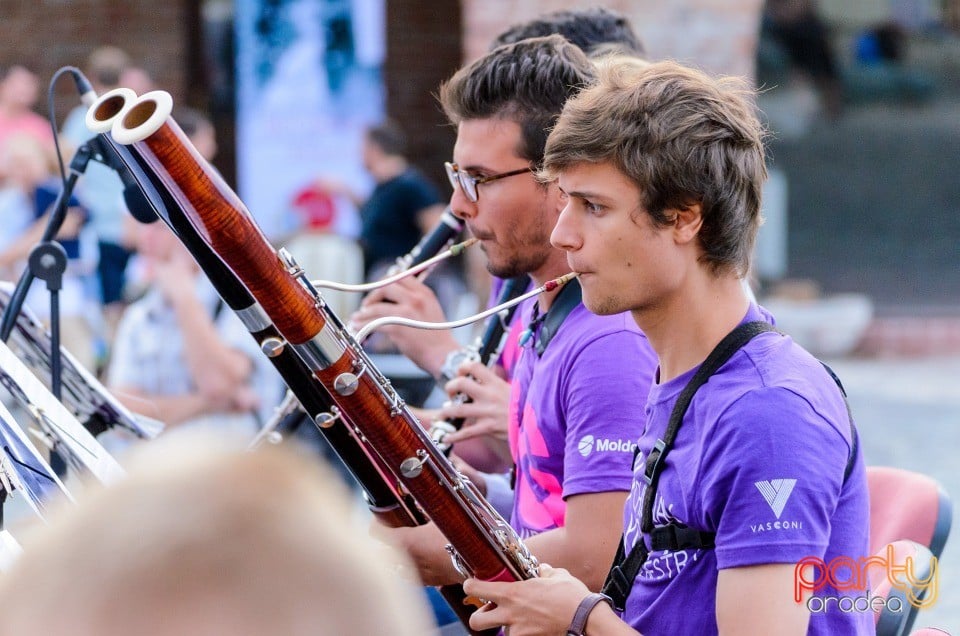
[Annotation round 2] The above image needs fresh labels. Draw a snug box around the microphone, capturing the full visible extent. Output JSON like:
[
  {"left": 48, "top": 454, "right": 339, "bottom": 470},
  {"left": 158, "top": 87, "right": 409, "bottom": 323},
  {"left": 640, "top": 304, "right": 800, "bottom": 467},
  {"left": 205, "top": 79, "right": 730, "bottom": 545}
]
[
  {"left": 85, "top": 135, "right": 159, "bottom": 224},
  {"left": 68, "top": 67, "right": 97, "bottom": 107}
]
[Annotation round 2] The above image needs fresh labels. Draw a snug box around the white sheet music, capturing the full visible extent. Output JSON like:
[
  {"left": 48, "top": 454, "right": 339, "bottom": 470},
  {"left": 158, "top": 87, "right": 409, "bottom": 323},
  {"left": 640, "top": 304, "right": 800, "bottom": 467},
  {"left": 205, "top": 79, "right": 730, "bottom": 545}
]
[{"left": 0, "top": 341, "right": 125, "bottom": 485}]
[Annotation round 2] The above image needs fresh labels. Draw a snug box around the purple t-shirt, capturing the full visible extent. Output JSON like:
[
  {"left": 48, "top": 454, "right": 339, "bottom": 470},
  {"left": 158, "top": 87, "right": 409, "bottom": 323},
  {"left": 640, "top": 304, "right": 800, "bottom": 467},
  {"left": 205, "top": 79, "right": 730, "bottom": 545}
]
[
  {"left": 620, "top": 304, "right": 871, "bottom": 634},
  {"left": 508, "top": 299, "right": 657, "bottom": 538}
]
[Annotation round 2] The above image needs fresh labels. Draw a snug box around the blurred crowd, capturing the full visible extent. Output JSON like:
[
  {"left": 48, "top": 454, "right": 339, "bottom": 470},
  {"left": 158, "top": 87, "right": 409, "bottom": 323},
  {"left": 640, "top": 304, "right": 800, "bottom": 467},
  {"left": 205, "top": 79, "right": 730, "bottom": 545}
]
[
  {"left": 0, "top": 45, "right": 478, "bottom": 445},
  {"left": 0, "top": 3, "right": 956, "bottom": 634}
]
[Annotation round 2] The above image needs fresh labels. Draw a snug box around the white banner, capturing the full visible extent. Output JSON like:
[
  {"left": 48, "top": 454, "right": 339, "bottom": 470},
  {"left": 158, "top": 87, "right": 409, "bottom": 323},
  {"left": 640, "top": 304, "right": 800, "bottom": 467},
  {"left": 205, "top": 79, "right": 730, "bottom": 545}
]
[{"left": 235, "top": 0, "right": 385, "bottom": 242}]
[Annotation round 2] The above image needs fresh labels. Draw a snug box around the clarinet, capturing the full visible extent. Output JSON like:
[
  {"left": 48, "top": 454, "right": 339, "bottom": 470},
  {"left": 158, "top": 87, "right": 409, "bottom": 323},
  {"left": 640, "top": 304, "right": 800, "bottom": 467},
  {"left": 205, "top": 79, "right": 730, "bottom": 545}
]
[
  {"left": 429, "top": 274, "right": 530, "bottom": 452},
  {"left": 392, "top": 207, "right": 464, "bottom": 272},
  {"left": 104, "top": 89, "right": 541, "bottom": 595},
  {"left": 88, "top": 89, "right": 509, "bottom": 634}
]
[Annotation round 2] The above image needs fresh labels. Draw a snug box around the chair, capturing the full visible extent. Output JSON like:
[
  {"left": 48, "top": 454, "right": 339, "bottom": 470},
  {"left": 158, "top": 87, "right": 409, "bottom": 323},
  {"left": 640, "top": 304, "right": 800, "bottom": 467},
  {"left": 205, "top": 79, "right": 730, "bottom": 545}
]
[
  {"left": 868, "top": 540, "right": 937, "bottom": 636},
  {"left": 283, "top": 232, "right": 364, "bottom": 319},
  {"left": 868, "top": 467, "right": 952, "bottom": 560},
  {"left": 867, "top": 467, "right": 953, "bottom": 636}
]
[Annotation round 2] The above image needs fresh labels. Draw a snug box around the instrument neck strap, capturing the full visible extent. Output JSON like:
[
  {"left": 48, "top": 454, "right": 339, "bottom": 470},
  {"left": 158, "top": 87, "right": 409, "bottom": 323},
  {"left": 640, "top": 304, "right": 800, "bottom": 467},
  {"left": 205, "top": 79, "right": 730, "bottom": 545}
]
[
  {"left": 602, "top": 320, "right": 860, "bottom": 612},
  {"left": 519, "top": 277, "right": 582, "bottom": 357},
  {"left": 602, "top": 320, "right": 777, "bottom": 610}
]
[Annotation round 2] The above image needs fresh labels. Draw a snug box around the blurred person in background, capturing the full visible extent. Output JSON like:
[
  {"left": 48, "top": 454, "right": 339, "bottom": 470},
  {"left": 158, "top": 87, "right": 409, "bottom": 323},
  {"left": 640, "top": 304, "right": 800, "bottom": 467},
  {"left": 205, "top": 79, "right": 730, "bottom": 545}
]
[
  {"left": 0, "top": 64, "right": 53, "bottom": 160},
  {"left": 762, "top": 0, "right": 843, "bottom": 117},
  {"left": 118, "top": 64, "right": 156, "bottom": 96},
  {"left": 491, "top": 6, "right": 645, "bottom": 57},
  {"left": 61, "top": 47, "right": 145, "bottom": 348},
  {"left": 319, "top": 118, "right": 446, "bottom": 279},
  {"left": 0, "top": 133, "right": 96, "bottom": 370},
  {"left": 106, "top": 109, "right": 280, "bottom": 440},
  {"left": 0, "top": 432, "right": 435, "bottom": 636}
]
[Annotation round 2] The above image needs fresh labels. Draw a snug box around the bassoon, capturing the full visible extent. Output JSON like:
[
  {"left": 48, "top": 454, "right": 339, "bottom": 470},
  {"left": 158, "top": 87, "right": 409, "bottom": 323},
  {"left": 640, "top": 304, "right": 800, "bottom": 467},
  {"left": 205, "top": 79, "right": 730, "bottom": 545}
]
[
  {"left": 85, "top": 89, "right": 481, "bottom": 631},
  {"left": 84, "top": 90, "right": 411, "bottom": 516},
  {"left": 88, "top": 89, "right": 542, "bottom": 632}
]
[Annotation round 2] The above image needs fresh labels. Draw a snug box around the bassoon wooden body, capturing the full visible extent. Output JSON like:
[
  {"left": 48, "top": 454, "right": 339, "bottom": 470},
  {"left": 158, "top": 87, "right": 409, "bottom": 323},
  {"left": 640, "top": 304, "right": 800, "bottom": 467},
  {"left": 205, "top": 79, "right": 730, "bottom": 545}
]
[{"left": 88, "top": 89, "right": 539, "bottom": 633}]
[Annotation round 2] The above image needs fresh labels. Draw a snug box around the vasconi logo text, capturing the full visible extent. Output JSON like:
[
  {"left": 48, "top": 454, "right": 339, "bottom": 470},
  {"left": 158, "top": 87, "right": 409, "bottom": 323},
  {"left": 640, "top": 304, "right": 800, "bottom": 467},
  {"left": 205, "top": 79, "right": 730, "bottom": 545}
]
[{"left": 578, "top": 435, "right": 637, "bottom": 457}]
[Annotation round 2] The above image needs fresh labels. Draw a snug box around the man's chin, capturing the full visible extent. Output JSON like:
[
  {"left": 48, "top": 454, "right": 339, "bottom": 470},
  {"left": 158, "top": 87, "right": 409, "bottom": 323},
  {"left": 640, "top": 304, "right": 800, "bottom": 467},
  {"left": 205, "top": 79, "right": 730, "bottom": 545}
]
[
  {"left": 486, "top": 259, "right": 527, "bottom": 280},
  {"left": 582, "top": 292, "right": 623, "bottom": 316}
]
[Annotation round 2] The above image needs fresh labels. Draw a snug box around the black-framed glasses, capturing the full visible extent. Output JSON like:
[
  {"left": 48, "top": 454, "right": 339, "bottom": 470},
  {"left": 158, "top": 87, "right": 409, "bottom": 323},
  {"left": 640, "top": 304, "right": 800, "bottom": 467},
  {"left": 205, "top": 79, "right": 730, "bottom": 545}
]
[{"left": 444, "top": 162, "right": 533, "bottom": 203}]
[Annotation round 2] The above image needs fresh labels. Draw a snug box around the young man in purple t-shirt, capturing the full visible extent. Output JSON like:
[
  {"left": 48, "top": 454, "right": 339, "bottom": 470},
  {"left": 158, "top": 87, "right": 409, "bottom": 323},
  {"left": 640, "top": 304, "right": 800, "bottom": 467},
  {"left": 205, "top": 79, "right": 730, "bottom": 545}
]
[
  {"left": 463, "top": 61, "right": 872, "bottom": 635},
  {"left": 373, "top": 36, "right": 658, "bottom": 594}
]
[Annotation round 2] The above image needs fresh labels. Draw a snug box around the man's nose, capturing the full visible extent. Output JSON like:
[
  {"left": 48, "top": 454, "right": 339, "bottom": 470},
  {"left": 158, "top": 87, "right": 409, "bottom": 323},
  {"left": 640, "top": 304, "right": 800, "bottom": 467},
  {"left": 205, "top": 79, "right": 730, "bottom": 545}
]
[
  {"left": 550, "top": 204, "right": 581, "bottom": 252},
  {"left": 449, "top": 185, "right": 477, "bottom": 221}
]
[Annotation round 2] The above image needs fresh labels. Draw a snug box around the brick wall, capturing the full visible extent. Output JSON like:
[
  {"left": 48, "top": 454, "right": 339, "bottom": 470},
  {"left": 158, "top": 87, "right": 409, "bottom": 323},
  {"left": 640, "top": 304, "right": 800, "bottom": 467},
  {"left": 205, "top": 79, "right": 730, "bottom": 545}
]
[
  {"left": 461, "top": 0, "right": 765, "bottom": 80},
  {"left": 0, "top": 0, "right": 191, "bottom": 116},
  {"left": 384, "top": 1, "right": 462, "bottom": 190}
]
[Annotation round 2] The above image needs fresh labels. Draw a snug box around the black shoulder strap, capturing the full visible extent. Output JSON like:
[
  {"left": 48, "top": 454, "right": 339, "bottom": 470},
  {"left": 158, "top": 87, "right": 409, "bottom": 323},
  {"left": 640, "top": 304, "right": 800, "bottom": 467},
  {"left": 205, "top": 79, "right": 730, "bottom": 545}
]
[
  {"left": 602, "top": 321, "right": 776, "bottom": 610},
  {"left": 603, "top": 321, "right": 862, "bottom": 611},
  {"left": 534, "top": 278, "right": 582, "bottom": 357},
  {"left": 640, "top": 321, "right": 776, "bottom": 532},
  {"left": 820, "top": 361, "right": 859, "bottom": 483}
]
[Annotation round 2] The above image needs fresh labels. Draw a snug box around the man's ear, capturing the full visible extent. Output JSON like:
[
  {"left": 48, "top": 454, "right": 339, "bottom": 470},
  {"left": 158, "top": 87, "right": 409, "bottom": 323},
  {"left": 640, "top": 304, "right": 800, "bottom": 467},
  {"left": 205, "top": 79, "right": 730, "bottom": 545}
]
[{"left": 673, "top": 203, "right": 703, "bottom": 245}]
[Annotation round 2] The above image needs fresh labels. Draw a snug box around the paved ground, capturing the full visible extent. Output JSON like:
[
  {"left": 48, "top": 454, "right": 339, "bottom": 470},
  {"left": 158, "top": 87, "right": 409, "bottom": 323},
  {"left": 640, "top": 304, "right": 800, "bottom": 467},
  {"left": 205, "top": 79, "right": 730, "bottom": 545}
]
[{"left": 825, "top": 354, "right": 960, "bottom": 632}]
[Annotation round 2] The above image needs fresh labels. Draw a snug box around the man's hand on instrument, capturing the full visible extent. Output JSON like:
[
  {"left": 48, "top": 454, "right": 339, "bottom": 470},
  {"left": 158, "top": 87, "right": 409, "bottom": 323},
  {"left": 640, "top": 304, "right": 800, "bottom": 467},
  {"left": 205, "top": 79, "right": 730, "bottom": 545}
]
[
  {"left": 440, "top": 361, "right": 512, "bottom": 463},
  {"left": 370, "top": 521, "right": 462, "bottom": 586},
  {"left": 349, "top": 275, "right": 459, "bottom": 377},
  {"left": 464, "top": 564, "right": 601, "bottom": 636}
]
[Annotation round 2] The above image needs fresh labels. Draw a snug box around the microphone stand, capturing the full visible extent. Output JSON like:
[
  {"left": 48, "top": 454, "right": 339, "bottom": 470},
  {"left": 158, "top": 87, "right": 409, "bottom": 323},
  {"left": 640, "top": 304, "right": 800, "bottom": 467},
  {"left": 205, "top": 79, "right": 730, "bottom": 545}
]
[
  {"left": 27, "top": 242, "right": 68, "bottom": 400},
  {"left": 0, "top": 142, "right": 94, "bottom": 345},
  {"left": 0, "top": 143, "right": 96, "bottom": 476}
]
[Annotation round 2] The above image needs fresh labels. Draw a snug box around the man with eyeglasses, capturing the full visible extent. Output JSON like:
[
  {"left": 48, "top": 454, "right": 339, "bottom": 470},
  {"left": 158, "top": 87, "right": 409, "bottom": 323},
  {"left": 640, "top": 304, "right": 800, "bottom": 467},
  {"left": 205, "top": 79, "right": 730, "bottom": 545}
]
[
  {"left": 369, "top": 35, "right": 658, "bottom": 601},
  {"left": 443, "top": 162, "right": 533, "bottom": 203}
]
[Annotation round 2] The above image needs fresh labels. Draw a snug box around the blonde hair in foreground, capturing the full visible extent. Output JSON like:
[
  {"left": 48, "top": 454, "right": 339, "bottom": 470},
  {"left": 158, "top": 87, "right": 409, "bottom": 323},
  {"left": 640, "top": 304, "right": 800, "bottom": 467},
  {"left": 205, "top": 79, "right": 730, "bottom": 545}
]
[{"left": 0, "top": 432, "right": 434, "bottom": 636}]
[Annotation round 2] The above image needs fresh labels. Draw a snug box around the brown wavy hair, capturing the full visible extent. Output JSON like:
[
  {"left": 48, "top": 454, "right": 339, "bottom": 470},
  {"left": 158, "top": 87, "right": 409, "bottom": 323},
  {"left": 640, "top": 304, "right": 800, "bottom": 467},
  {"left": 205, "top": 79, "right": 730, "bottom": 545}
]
[
  {"left": 439, "top": 35, "right": 596, "bottom": 168},
  {"left": 542, "top": 60, "right": 767, "bottom": 276}
]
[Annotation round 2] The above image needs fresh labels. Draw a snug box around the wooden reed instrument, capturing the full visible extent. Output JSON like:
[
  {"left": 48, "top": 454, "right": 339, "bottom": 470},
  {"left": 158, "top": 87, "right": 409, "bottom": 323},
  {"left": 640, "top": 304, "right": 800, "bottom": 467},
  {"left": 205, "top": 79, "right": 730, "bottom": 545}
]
[{"left": 89, "top": 88, "right": 544, "bottom": 633}]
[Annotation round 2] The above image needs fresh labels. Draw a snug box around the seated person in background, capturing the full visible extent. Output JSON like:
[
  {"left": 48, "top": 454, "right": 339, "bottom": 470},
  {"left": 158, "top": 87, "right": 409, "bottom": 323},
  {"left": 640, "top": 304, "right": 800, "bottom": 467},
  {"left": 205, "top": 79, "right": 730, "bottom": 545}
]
[
  {"left": 0, "top": 133, "right": 96, "bottom": 370},
  {"left": 108, "top": 110, "right": 280, "bottom": 437},
  {"left": 107, "top": 219, "right": 280, "bottom": 436},
  {"left": 0, "top": 432, "right": 435, "bottom": 636}
]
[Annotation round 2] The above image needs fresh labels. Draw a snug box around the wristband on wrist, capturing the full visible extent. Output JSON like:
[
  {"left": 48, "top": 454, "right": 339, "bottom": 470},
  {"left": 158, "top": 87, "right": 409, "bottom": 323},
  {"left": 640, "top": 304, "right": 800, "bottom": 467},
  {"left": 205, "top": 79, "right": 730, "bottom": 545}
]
[{"left": 567, "top": 592, "right": 614, "bottom": 636}]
